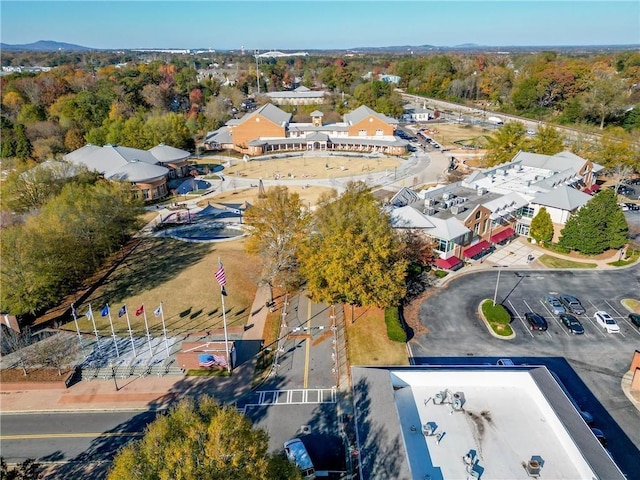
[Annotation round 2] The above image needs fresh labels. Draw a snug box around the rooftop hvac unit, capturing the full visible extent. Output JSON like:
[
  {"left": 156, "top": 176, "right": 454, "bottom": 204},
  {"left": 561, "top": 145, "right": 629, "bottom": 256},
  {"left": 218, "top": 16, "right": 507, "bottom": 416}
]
[
  {"left": 425, "top": 197, "right": 435, "bottom": 207},
  {"left": 477, "top": 187, "right": 487, "bottom": 196},
  {"left": 424, "top": 207, "right": 436, "bottom": 216},
  {"left": 422, "top": 422, "right": 437, "bottom": 436},
  {"left": 452, "top": 392, "right": 465, "bottom": 410},
  {"left": 451, "top": 206, "right": 465, "bottom": 215},
  {"left": 496, "top": 169, "right": 505, "bottom": 176},
  {"left": 443, "top": 192, "right": 454, "bottom": 201},
  {"left": 443, "top": 200, "right": 452, "bottom": 209},
  {"left": 433, "top": 391, "right": 446, "bottom": 405},
  {"left": 525, "top": 457, "right": 542, "bottom": 477}
]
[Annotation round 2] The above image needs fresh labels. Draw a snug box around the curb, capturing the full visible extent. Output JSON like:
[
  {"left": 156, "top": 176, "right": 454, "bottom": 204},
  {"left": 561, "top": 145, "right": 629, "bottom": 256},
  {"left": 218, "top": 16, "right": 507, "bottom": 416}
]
[{"left": 477, "top": 300, "right": 516, "bottom": 340}]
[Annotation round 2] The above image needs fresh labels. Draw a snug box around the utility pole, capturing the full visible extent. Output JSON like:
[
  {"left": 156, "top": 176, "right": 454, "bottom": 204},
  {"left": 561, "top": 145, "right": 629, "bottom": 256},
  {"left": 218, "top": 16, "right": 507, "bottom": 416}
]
[{"left": 255, "top": 50, "right": 260, "bottom": 95}]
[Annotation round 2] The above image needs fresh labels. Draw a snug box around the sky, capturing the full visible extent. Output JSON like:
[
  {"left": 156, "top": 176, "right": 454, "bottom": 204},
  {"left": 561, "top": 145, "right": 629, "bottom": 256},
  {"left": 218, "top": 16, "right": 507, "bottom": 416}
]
[{"left": 1, "top": 1, "right": 639, "bottom": 50}]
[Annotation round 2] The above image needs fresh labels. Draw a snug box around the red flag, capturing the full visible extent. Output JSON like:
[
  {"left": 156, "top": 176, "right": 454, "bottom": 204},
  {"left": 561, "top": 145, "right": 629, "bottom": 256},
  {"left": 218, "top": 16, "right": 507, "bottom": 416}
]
[{"left": 135, "top": 305, "right": 144, "bottom": 316}]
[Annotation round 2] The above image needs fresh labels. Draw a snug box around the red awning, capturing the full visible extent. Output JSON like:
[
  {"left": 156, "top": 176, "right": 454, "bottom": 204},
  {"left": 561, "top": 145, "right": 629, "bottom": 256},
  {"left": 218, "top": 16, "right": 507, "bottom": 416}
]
[
  {"left": 436, "top": 256, "right": 462, "bottom": 270},
  {"left": 463, "top": 240, "right": 492, "bottom": 258},
  {"left": 490, "top": 227, "right": 515, "bottom": 244},
  {"left": 591, "top": 183, "right": 601, "bottom": 191}
]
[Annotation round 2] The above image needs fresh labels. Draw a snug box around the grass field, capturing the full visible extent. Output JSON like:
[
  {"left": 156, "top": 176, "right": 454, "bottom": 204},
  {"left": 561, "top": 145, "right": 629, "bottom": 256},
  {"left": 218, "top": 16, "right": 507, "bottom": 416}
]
[
  {"left": 537, "top": 254, "right": 597, "bottom": 269},
  {"left": 346, "top": 306, "right": 409, "bottom": 366},
  {"left": 61, "top": 238, "right": 260, "bottom": 337}
]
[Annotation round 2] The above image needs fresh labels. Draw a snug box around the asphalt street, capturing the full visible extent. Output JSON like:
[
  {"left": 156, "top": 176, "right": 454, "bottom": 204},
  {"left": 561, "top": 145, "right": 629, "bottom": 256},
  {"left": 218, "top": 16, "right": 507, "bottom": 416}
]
[
  {"left": 0, "top": 410, "right": 158, "bottom": 476},
  {"left": 408, "top": 265, "right": 640, "bottom": 479}
]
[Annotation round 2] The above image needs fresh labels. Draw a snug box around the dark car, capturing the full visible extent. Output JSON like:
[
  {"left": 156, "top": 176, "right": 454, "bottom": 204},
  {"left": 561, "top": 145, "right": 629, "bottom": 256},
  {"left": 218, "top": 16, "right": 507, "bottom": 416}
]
[
  {"left": 559, "top": 294, "right": 586, "bottom": 315},
  {"left": 629, "top": 313, "right": 640, "bottom": 328},
  {"left": 591, "top": 428, "right": 608, "bottom": 448},
  {"left": 525, "top": 312, "right": 548, "bottom": 331},
  {"left": 559, "top": 313, "right": 584, "bottom": 334}
]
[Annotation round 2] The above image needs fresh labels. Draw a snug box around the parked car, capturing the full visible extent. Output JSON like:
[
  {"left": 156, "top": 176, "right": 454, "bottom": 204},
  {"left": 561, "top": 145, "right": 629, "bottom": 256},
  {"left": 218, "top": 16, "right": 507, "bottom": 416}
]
[
  {"left": 594, "top": 311, "right": 620, "bottom": 333},
  {"left": 284, "top": 438, "right": 316, "bottom": 479},
  {"left": 545, "top": 295, "right": 565, "bottom": 315},
  {"left": 591, "top": 428, "right": 608, "bottom": 448},
  {"left": 559, "top": 294, "right": 586, "bottom": 315},
  {"left": 628, "top": 313, "right": 640, "bottom": 328},
  {"left": 559, "top": 313, "right": 584, "bottom": 334},
  {"left": 525, "top": 312, "right": 548, "bottom": 331}
]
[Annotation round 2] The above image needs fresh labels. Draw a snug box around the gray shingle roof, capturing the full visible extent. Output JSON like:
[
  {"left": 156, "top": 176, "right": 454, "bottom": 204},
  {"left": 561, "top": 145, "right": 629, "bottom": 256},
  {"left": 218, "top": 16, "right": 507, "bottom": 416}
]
[
  {"left": 238, "top": 103, "right": 291, "bottom": 126},
  {"left": 344, "top": 105, "right": 398, "bottom": 125},
  {"left": 107, "top": 161, "right": 169, "bottom": 182},
  {"left": 149, "top": 144, "right": 190, "bottom": 163},
  {"left": 532, "top": 185, "right": 592, "bottom": 211}
]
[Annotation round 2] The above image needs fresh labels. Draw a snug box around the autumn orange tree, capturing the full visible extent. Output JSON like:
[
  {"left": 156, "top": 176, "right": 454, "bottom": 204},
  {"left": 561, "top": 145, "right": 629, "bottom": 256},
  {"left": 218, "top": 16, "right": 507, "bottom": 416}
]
[{"left": 298, "top": 182, "right": 408, "bottom": 307}]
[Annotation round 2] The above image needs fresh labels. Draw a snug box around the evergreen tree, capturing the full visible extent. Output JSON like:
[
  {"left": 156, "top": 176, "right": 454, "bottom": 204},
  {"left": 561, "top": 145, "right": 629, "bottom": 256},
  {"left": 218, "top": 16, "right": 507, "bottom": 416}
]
[
  {"left": 529, "top": 207, "right": 554, "bottom": 245},
  {"left": 559, "top": 189, "right": 628, "bottom": 255},
  {"left": 14, "top": 124, "right": 33, "bottom": 160}
]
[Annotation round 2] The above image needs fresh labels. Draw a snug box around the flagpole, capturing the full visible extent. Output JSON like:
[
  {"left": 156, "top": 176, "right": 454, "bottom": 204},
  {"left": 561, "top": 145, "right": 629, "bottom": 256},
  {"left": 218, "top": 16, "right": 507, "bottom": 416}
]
[
  {"left": 124, "top": 307, "right": 136, "bottom": 357},
  {"left": 89, "top": 304, "right": 101, "bottom": 351},
  {"left": 71, "top": 303, "right": 83, "bottom": 349},
  {"left": 107, "top": 304, "right": 120, "bottom": 358},
  {"left": 220, "top": 289, "right": 230, "bottom": 374},
  {"left": 159, "top": 303, "right": 169, "bottom": 356},
  {"left": 142, "top": 305, "right": 153, "bottom": 359},
  {"left": 216, "top": 257, "right": 231, "bottom": 374}
]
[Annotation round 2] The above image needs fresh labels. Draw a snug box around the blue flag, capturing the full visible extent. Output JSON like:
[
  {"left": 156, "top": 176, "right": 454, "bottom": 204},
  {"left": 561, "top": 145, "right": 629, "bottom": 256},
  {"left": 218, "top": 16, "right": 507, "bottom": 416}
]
[
  {"left": 101, "top": 305, "right": 110, "bottom": 317},
  {"left": 118, "top": 305, "right": 126, "bottom": 318}
]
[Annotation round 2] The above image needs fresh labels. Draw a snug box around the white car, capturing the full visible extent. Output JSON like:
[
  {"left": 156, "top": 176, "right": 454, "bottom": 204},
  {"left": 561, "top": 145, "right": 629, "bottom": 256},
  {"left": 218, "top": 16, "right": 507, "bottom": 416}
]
[{"left": 594, "top": 311, "right": 620, "bottom": 333}]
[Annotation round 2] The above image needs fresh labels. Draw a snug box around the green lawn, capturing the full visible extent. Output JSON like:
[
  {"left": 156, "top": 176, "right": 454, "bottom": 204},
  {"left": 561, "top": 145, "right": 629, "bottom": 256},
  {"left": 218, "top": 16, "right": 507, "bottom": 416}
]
[
  {"left": 537, "top": 254, "right": 597, "bottom": 269},
  {"left": 480, "top": 300, "right": 514, "bottom": 337}
]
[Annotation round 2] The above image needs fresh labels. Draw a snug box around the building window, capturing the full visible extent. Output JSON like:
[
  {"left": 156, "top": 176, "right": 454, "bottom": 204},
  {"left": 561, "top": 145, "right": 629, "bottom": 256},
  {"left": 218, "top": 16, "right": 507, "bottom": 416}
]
[
  {"left": 435, "top": 238, "right": 453, "bottom": 253},
  {"left": 358, "top": 129, "right": 367, "bottom": 136},
  {"left": 518, "top": 206, "right": 535, "bottom": 218},
  {"left": 474, "top": 223, "right": 480, "bottom": 234},
  {"left": 475, "top": 211, "right": 481, "bottom": 220},
  {"left": 375, "top": 129, "right": 383, "bottom": 136},
  {"left": 482, "top": 219, "right": 488, "bottom": 233},
  {"left": 142, "top": 189, "right": 150, "bottom": 199}
]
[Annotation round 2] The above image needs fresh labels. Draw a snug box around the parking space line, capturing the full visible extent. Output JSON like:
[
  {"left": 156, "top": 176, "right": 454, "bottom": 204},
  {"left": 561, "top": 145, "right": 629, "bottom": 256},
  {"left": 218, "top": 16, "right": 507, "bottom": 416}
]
[
  {"left": 522, "top": 299, "right": 552, "bottom": 337},
  {"left": 538, "top": 300, "right": 569, "bottom": 337},
  {"left": 603, "top": 300, "right": 625, "bottom": 318},
  {"left": 508, "top": 300, "right": 533, "bottom": 337}
]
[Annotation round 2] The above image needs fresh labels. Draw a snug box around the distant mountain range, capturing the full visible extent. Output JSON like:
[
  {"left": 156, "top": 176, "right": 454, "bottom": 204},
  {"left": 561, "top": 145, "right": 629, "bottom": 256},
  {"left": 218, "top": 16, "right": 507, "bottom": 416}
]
[
  {"left": 1, "top": 40, "right": 637, "bottom": 54},
  {"left": 0, "top": 40, "right": 95, "bottom": 52}
]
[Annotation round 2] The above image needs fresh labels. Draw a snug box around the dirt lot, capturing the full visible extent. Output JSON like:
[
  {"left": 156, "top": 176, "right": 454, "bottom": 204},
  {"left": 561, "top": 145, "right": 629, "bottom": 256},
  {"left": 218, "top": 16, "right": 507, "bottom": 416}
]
[{"left": 196, "top": 154, "right": 401, "bottom": 181}]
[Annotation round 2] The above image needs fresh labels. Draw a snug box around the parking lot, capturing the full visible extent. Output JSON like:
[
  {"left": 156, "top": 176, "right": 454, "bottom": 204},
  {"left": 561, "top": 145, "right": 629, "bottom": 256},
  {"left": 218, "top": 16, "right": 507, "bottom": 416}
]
[
  {"left": 408, "top": 266, "right": 640, "bottom": 479},
  {"left": 504, "top": 295, "right": 640, "bottom": 341}
]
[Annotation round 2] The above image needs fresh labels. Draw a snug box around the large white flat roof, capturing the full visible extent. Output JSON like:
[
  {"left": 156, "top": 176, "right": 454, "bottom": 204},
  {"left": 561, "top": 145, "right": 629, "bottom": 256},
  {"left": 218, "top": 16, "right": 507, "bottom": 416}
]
[
  {"left": 392, "top": 370, "right": 594, "bottom": 479},
  {"left": 352, "top": 366, "right": 624, "bottom": 480}
]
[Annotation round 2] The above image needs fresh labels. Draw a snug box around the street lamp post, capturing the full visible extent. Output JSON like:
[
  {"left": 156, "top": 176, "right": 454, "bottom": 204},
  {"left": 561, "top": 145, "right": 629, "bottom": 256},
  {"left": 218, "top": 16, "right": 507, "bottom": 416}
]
[{"left": 493, "top": 265, "right": 508, "bottom": 306}]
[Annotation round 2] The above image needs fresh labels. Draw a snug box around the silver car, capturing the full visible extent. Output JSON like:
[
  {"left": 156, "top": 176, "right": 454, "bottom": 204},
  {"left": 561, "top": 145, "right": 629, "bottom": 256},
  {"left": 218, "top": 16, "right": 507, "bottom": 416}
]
[{"left": 545, "top": 295, "right": 565, "bottom": 315}]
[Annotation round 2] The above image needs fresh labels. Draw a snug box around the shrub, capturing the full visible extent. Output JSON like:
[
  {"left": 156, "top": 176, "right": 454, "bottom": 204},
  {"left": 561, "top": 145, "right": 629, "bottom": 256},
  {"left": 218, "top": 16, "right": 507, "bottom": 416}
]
[
  {"left": 434, "top": 270, "right": 449, "bottom": 278},
  {"left": 385, "top": 306, "right": 407, "bottom": 342}
]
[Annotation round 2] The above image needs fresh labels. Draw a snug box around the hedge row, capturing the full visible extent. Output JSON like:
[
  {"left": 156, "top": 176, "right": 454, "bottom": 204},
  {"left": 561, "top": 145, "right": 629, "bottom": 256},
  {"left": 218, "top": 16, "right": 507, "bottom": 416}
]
[{"left": 385, "top": 307, "right": 407, "bottom": 342}]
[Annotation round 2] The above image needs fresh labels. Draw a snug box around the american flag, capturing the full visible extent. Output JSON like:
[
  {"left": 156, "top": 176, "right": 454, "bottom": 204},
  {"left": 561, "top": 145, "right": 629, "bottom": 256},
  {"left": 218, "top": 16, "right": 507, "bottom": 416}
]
[
  {"left": 215, "top": 261, "right": 226, "bottom": 287},
  {"left": 198, "top": 354, "right": 228, "bottom": 368}
]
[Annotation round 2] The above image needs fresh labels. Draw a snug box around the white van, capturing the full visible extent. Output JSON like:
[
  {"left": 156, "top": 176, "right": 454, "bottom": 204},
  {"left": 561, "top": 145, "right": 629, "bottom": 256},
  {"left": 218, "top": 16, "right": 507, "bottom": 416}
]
[{"left": 284, "top": 438, "right": 316, "bottom": 479}]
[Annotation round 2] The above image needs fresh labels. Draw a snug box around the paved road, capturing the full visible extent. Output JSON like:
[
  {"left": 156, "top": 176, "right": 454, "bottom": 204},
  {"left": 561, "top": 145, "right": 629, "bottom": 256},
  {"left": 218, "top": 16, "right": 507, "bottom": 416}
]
[
  {"left": 0, "top": 410, "right": 158, "bottom": 475},
  {"left": 408, "top": 264, "right": 640, "bottom": 479}
]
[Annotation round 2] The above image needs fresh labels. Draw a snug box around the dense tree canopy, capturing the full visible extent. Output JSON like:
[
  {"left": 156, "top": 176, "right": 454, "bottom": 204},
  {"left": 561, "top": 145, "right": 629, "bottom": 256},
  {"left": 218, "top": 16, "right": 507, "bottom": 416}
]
[
  {"left": 298, "top": 182, "right": 408, "bottom": 307},
  {"left": 108, "top": 396, "right": 300, "bottom": 480},
  {"left": 244, "top": 186, "right": 310, "bottom": 292},
  {"left": 0, "top": 180, "right": 144, "bottom": 315},
  {"left": 559, "top": 189, "right": 628, "bottom": 255}
]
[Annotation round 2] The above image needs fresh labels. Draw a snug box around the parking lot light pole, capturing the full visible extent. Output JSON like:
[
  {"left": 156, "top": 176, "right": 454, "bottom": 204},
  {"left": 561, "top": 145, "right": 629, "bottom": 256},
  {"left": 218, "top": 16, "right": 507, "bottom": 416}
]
[{"left": 493, "top": 265, "right": 509, "bottom": 306}]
